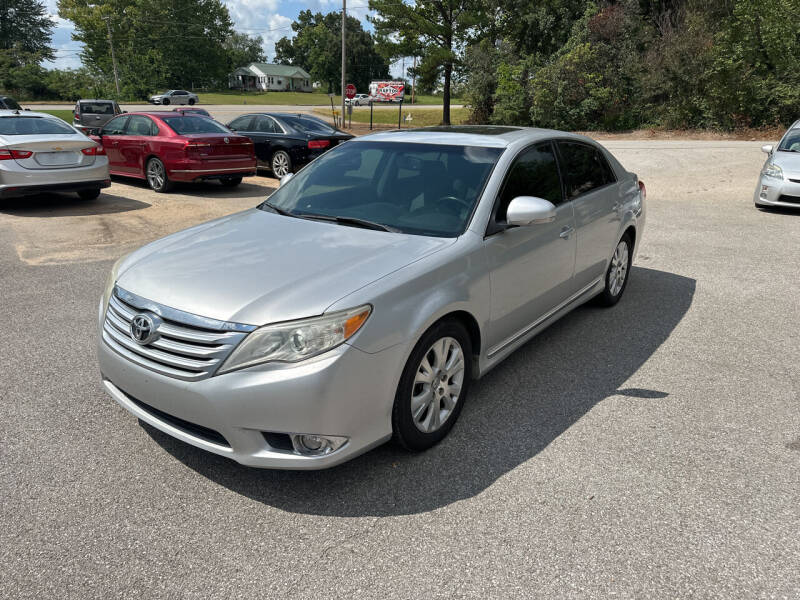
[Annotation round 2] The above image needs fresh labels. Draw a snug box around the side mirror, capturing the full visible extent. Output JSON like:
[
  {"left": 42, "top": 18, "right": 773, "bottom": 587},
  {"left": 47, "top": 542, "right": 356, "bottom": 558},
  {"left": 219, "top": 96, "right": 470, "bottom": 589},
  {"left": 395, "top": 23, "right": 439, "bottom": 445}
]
[
  {"left": 279, "top": 173, "right": 294, "bottom": 187},
  {"left": 761, "top": 144, "right": 774, "bottom": 154},
  {"left": 506, "top": 196, "right": 557, "bottom": 227}
]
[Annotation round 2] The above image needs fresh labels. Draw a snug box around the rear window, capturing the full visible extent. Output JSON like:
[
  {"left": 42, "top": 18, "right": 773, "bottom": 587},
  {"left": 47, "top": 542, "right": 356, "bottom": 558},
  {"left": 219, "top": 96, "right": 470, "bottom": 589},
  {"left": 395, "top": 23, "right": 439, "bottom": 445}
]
[
  {"left": 0, "top": 116, "right": 75, "bottom": 136},
  {"left": 80, "top": 102, "right": 115, "bottom": 115},
  {"left": 2, "top": 97, "right": 22, "bottom": 110},
  {"left": 161, "top": 116, "right": 230, "bottom": 135},
  {"left": 282, "top": 115, "right": 336, "bottom": 134}
]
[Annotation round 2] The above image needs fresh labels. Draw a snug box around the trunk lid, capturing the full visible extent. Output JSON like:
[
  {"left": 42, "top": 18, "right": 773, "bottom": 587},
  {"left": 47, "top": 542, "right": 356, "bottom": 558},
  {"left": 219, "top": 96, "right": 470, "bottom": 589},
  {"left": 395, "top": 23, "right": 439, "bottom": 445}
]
[
  {"left": 184, "top": 134, "right": 253, "bottom": 160},
  {"left": 5, "top": 137, "right": 97, "bottom": 170}
]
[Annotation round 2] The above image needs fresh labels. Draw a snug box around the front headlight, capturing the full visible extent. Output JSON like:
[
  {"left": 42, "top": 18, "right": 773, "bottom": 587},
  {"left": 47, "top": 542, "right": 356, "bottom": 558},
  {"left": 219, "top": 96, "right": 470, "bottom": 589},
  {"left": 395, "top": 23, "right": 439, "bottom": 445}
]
[
  {"left": 762, "top": 162, "right": 784, "bottom": 179},
  {"left": 217, "top": 305, "right": 372, "bottom": 374},
  {"left": 102, "top": 255, "right": 127, "bottom": 310}
]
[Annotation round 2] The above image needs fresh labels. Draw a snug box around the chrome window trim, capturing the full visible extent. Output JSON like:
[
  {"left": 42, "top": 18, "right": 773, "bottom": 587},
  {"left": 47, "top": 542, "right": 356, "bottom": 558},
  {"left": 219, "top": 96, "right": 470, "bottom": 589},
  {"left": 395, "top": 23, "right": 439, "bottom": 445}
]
[{"left": 114, "top": 285, "right": 257, "bottom": 332}]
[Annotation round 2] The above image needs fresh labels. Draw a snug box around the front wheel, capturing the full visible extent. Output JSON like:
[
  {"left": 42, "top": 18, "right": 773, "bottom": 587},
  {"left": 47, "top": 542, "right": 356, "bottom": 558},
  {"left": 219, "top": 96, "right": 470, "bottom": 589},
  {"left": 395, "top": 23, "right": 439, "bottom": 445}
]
[
  {"left": 392, "top": 320, "right": 472, "bottom": 451},
  {"left": 271, "top": 150, "right": 292, "bottom": 178},
  {"left": 596, "top": 233, "right": 633, "bottom": 306},
  {"left": 162, "top": 98, "right": 170, "bottom": 106},
  {"left": 146, "top": 157, "right": 172, "bottom": 193},
  {"left": 77, "top": 188, "right": 101, "bottom": 200},
  {"left": 220, "top": 175, "right": 242, "bottom": 187}
]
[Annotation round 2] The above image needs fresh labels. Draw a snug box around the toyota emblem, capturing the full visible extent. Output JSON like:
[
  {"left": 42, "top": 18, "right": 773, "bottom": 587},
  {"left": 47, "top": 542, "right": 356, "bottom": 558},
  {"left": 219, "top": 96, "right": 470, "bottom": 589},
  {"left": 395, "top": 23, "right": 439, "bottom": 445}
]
[{"left": 130, "top": 313, "right": 161, "bottom": 345}]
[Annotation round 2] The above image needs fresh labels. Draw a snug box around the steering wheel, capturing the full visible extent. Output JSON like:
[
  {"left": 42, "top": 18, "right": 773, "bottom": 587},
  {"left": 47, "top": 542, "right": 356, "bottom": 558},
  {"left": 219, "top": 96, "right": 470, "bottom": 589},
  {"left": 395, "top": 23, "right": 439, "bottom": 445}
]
[{"left": 433, "top": 195, "right": 471, "bottom": 216}]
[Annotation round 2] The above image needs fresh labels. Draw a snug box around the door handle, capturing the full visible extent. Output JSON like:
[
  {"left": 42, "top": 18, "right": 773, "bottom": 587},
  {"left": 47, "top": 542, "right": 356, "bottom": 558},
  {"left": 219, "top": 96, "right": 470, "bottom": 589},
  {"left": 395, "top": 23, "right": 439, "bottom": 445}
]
[{"left": 559, "top": 226, "right": 575, "bottom": 239}]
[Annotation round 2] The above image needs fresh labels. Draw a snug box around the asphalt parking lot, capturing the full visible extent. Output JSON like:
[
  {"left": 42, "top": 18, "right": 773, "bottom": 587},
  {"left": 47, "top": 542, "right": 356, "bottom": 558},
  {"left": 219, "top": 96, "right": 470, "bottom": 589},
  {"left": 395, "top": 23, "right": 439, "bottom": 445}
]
[{"left": 1, "top": 141, "right": 799, "bottom": 599}]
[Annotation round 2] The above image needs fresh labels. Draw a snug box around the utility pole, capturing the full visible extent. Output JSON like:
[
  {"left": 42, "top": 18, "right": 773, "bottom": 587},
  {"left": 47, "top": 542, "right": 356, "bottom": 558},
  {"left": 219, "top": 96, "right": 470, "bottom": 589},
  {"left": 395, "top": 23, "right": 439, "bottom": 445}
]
[
  {"left": 341, "top": 0, "right": 346, "bottom": 128},
  {"left": 412, "top": 56, "right": 416, "bottom": 104},
  {"left": 104, "top": 16, "right": 121, "bottom": 97}
]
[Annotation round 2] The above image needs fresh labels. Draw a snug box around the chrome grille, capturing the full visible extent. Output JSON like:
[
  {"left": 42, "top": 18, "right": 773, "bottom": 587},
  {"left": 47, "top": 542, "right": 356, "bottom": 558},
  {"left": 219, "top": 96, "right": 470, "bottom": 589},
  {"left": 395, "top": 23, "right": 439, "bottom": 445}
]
[{"left": 102, "top": 287, "right": 255, "bottom": 381}]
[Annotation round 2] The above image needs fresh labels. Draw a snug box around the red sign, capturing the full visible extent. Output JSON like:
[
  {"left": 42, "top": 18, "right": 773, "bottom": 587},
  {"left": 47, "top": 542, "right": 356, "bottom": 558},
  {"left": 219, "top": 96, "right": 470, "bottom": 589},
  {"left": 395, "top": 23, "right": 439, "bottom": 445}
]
[
  {"left": 345, "top": 84, "right": 357, "bottom": 99},
  {"left": 369, "top": 81, "right": 405, "bottom": 102}
]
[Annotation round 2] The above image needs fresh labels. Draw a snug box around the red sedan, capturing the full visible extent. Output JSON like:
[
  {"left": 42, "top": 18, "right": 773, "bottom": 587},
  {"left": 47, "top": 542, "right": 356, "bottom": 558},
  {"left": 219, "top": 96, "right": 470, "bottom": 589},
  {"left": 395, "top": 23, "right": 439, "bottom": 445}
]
[{"left": 92, "top": 112, "right": 256, "bottom": 192}]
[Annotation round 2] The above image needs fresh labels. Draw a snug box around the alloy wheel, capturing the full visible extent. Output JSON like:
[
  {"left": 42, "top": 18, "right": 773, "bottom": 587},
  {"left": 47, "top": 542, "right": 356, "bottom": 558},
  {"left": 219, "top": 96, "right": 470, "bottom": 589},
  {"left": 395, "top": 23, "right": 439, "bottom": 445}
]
[
  {"left": 609, "top": 240, "right": 629, "bottom": 296},
  {"left": 411, "top": 337, "right": 465, "bottom": 433},
  {"left": 272, "top": 152, "right": 290, "bottom": 178},
  {"left": 147, "top": 160, "right": 165, "bottom": 190}
]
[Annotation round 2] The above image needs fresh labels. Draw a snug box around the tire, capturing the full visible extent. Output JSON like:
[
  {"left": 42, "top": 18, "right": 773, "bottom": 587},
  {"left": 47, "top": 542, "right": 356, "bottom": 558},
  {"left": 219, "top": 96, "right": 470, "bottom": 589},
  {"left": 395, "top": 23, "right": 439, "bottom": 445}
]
[
  {"left": 271, "top": 150, "right": 292, "bottom": 178},
  {"left": 188, "top": 98, "right": 195, "bottom": 105},
  {"left": 162, "top": 98, "right": 170, "bottom": 106},
  {"left": 392, "top": 320, "right": 472, "bottom": 451},
  {"left": 220, "top": 175, "right": 242, "bottom": 187},
  {"left": 77, "top": 188, "right": 101, "bottom": 200},
  {"left": 596, "top": 233, "right": 633, "bottom": 307},
  {"left": 146, "top": 157, "right": 172, "bottom": 193}
]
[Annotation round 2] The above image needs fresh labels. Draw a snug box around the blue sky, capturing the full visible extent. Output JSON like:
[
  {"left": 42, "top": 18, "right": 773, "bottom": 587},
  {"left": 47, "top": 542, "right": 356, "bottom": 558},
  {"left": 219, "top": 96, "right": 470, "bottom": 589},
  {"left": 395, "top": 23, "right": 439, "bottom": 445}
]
[{"left": 43, "top": 0, "right": 404, "bottom": 77}]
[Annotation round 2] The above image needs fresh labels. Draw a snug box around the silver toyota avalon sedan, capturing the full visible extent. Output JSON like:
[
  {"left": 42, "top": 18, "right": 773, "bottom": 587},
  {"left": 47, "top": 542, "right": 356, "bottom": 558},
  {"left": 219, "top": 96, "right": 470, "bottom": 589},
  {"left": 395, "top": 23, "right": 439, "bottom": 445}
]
[
  {"left": 755, "top": 120, "right": 800, "bottom": 209},
  {"left": 0, "top": 110, "right": 110, "bottom": 200},
  {"left": 98, "top": 126, "right": 646, "bottom": 469}
]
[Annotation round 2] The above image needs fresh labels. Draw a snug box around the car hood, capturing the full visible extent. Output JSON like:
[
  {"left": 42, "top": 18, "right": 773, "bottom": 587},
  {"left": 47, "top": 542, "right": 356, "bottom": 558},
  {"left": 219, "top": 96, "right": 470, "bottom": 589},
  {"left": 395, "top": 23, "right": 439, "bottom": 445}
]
[
  {"left": 116, "top": 208, "right": 455, "bottom": 326},
  {"left": 773, "top": 151, "right": 800, "bottom": 176}
]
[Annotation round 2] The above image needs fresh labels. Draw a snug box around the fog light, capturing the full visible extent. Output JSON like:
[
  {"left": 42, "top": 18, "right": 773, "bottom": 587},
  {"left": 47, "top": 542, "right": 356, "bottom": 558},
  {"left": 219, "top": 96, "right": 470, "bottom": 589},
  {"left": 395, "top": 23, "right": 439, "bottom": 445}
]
[
  {"left": 291, "top": 434, "right": 348, "bottom": 456},
  {"left": 761, "top": 185, "right": 769, "bottom": 199}
]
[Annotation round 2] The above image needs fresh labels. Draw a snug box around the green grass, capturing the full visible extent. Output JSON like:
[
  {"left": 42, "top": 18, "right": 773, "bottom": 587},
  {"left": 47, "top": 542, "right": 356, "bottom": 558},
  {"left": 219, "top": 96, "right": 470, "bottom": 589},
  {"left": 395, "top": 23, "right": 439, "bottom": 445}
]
[
  {"left": 198, "top": 90, "right": 461, "bottom": 106},
  {"left": 314, "top": 106, "right": 469, "bottom": 127},
  {"left": 38, "top": 109, "right": 73, "bottom": 122}
]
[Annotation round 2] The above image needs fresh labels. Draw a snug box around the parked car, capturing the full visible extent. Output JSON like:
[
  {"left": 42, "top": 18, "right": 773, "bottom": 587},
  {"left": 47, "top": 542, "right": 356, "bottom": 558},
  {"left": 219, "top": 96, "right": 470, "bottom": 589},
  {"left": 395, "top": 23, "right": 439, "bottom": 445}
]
[
  {"left": 92, "top": 112, "right": 256, "bottom": 192},
  {"left": 346, "top": 94, "right": 370, "bottom": 106},
  {"left": 755, "top": 120, "right": 800, "bottom": 209},
  {"left": 97, "top": 126, "right": 646, "bottom": 469},
  {"left": 0, "top": 96, "right": 24, "bottom": 110},
  {"left": 226, "top": 112, "right": 353, "bottom": 178},
  {"left": 172, "top": 107, "right": 212, "bottom": 118},
  {"left": 72, "top": 99, "right": 123, "bottom": 136},
  {"left": 0, "top": 110, "right": 109, "bottom": 200},
  {"left": 148, "top": 90, "right": 199, "bottom": 106}
]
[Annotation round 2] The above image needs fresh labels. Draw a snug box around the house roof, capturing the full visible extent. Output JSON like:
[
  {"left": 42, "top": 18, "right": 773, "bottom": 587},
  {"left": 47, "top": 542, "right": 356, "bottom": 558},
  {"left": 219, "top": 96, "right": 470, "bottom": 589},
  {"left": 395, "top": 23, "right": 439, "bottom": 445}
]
[{"left": 235, "top": 63, "right": 312, "bottom": 79}]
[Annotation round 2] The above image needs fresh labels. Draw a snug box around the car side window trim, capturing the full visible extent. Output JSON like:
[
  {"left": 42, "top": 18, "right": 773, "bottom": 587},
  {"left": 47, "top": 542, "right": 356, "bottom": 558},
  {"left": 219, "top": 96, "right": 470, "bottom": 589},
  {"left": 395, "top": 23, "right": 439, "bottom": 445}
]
[{"left": 554, "top": 139, "right": 618, "bottom": 201}]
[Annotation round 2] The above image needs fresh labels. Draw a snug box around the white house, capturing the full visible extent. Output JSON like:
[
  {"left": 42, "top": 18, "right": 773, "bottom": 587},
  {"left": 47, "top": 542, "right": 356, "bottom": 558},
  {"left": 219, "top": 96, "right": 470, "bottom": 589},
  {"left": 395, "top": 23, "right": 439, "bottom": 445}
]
[{"left": 229, "top": 63, "right": 313, "bottom": 92}]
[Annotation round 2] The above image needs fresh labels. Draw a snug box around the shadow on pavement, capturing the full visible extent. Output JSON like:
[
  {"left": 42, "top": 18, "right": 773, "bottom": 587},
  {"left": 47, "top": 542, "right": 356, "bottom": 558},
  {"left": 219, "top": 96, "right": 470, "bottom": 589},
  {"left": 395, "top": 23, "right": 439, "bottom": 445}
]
[
  {"left": 110, "top": 174, "right": 275, "bottom": 200},
  {"left": 144, "top": 266, "right": 695, "bottom": 517},
  {"left": 0, "top": 192, "right": 149, "bottom": 216}
]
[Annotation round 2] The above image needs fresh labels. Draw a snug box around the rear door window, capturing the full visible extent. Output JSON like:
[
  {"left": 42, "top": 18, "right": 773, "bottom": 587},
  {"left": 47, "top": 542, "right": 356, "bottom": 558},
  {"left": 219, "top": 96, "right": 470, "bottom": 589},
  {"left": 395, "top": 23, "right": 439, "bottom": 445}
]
[
  {"left": 125, "top": 115, "right": 156, "bottom": 136},
  {"left": 254, "top": 116, "right": 281, "bottom": 133},
  {"left": 557, "top": 142, "right": 616, "bottom": 199}
]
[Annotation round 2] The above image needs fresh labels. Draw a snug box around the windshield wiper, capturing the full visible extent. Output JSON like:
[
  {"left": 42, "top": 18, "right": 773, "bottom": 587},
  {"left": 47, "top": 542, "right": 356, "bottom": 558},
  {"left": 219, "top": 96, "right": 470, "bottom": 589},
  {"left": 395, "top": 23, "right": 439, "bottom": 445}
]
[
  {"left": 260, "top": 200, "right": 295, "bottom": 217},
  {"left": 300, "top": 213, "right": 399, "bottom": 233}
]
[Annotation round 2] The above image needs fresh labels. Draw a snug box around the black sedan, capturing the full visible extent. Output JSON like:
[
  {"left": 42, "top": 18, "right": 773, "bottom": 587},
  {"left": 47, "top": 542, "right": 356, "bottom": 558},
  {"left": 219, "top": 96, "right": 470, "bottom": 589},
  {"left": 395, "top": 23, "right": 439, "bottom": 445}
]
[{"left": 226, "top": 113, "right": 353, "bottom": 178}]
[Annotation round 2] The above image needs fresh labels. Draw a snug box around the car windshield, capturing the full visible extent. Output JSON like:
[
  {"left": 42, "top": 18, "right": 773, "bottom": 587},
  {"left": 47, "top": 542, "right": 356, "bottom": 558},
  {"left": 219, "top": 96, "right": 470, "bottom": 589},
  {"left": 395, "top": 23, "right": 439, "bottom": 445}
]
[
  {"left": 162, "top": 115, "right": 230, "bottom": 135},
  {"left": 778, "top": 130, "right": 800, "bottom": 152},
  {"left": 3, "top": 97, "right": 22, "bottom": 110},
  {"left": 261, "top": 141, "right": 504, "bottom": 237},
  {"left": 0, "top": 116, "right": 75, "bottom": 135},
  {"left": 281, "top": 115, "right": 336, "bottom": 134}
]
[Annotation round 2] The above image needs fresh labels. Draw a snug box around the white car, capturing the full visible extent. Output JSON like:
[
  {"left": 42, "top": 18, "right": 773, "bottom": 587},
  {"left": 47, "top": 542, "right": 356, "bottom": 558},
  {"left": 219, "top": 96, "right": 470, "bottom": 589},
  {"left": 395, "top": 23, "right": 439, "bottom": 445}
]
[
  {"left": 148, "top": 90, "right": 199, "bottom": 106},
  {"left": 755, "top": 120, "right": 800, "bottom": 209},
  {"left": 346, "top": 94, "right": 370, "bottom": 106},
  {"left": 0, "top": 110, "right": 110, "bottom": 200}
]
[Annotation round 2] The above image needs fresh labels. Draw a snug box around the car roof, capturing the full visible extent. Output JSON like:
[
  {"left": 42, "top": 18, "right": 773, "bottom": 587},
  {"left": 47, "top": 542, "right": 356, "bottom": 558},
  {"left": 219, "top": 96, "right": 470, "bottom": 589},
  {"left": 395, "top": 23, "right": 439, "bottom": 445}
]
[
  {"left": 352, "top": 126, "right": 596, "bottom": 148},
  {"left": 0, "top": 109, "right": 62, "bottom": 119},
  {"left": 77, "top": 99, "right": 115, "bottom": 102}
]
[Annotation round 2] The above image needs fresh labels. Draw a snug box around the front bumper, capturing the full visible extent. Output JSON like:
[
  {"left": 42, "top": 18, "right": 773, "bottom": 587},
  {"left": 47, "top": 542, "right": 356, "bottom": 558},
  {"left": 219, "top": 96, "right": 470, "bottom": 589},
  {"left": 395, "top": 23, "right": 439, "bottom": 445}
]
[
  {"left": 754, "top": 174, "right": 800, "bottom": 208},
  {"left": 98, "top": 323, "right": 403, "bottom": 469}
]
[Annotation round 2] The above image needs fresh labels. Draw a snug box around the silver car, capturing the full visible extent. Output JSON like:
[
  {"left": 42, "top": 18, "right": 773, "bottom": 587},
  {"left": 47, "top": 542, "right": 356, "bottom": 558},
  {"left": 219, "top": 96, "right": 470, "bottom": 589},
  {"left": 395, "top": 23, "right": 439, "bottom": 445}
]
[
  {"left": 755, "top": 120, "right": 800, "bottom": 209},
  {"left": 148, "top": 90, "right": 199, "bottom": 106},
  {"left": 0, "top": 110, "right": 110, "bottom": 200},
  {"left": 98, "top": 126, "right": 646, "bottom": 469}
]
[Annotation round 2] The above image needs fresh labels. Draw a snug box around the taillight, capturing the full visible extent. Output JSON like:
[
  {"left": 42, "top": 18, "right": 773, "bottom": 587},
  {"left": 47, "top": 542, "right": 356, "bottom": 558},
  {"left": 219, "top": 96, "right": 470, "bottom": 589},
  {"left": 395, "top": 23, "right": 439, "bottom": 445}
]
[
  {"left": 81, "top": 146, "right": 106, "bottom": 156},
  {"left": 185, "top": 142, "right": 211, "bottom": 156},
  {"left": 638, "top": 180, "right": 646, "bottom": 201},
  {"left": 308, "top": 139, "right": 331, "bottom": 150},
  {"left": 0, "top": 149, "right": 33, "bottom": 160}
]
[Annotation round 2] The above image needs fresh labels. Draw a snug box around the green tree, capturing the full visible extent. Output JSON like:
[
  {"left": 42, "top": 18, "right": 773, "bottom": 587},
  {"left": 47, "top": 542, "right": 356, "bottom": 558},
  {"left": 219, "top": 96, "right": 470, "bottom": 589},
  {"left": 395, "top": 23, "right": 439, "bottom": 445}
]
[
  {"left": 368, "top": 0, "right": 487, "bottom": 125},
  {"left": 58, "top": 0, "right": 237, "bottom": 97},
  {"left": 0, "top": 0, "right": 55, "bottom": 62},
  {"left": 225, "top": 31, "right": 265, "bottom": 70},
  {"left": 275, "top": 10, "right": 389, "bottom": 94}
]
